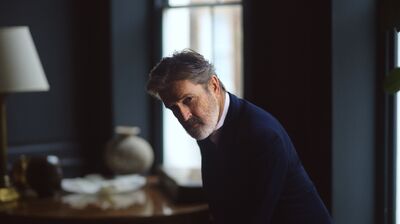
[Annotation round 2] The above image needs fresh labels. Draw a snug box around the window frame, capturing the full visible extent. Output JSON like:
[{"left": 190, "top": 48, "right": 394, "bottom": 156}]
[
  {"left": 377, "top": 29, "right": 397, "bottom": 224},
  {"left": 394, "top": 31, "right": 399, "bottom": 224}
]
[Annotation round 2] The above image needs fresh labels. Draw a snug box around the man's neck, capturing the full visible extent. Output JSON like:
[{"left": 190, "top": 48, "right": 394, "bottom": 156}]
[{"left": 217, "top": 90, "right": 226, "bottom": 122}]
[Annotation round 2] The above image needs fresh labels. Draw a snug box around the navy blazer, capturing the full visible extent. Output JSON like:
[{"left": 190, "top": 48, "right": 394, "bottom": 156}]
[{"left": 197, "top": 93, "right": 333, "bottom": 224}]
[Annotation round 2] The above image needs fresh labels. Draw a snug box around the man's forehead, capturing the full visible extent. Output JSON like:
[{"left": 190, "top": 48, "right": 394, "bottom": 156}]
[
  {"left": 159, "top": 80, "right": 203, "bottom": 104},
  {"left": 160, "top": 91, "right": 186, "bottom": 105}
]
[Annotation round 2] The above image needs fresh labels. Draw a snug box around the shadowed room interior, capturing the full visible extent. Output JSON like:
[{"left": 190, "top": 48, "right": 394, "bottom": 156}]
[{"left": 0, "top": 0, "right": 395, "bottom": 224}]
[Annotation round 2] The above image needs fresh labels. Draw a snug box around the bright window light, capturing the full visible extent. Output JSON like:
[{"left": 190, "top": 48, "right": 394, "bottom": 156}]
[{"left": 162, "top": 3, "right": 242, "bottom": 169}]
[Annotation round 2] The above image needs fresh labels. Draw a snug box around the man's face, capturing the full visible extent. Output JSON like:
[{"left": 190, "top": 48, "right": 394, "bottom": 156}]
[{"left": 160, "top": 79, "right": 220, "bottom": 140}]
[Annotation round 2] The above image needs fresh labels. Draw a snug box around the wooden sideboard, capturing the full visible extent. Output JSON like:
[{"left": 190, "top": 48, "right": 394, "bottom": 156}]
[{"left": 0, "top": 177, "right": 209, "bottom": 224}]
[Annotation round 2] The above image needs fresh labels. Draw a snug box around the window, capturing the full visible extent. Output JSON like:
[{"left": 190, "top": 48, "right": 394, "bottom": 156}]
[{"left": 161, "top": 0, "right": 243, "bottom": 169}]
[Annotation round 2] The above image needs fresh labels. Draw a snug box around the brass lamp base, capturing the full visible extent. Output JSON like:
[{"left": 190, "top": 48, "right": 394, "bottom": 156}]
[
  {"left": 0, "top": 175, "right": 19, "bottom": 203},
  {"left": 0, "top": 95, "right": 19, "bottom": 203},
  {"left": 0, "top": 186, "right": 19, "bottom": 202}
]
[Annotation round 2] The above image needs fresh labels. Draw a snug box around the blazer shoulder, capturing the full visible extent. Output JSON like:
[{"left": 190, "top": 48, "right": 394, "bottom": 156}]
[{"left": 234, "top": 96, "right": 285, "bottom": 135}]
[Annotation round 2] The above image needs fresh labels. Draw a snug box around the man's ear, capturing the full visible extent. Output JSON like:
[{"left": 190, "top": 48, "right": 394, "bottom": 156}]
[{"left": 209, "top": 75, "right": 220, "bottom": 94}]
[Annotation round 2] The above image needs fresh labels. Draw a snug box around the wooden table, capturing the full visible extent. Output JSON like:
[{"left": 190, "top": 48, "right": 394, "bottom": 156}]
[{"left": 0, "top": 177, "right": 209, "bottom": 224}]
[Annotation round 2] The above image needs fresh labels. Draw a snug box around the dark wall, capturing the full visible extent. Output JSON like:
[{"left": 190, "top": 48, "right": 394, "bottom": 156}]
[
  {"left": 0, "top": 0, "right": 110, "bottom": 176},
  {"left": 1, "top": 0, "right": 152, "bottom": 177},
  {"left": 243, "top": 0, "right": 332, "bottom": 210},
  {"left": 111, "top": 0, "right": 151, "bottom": 139}
]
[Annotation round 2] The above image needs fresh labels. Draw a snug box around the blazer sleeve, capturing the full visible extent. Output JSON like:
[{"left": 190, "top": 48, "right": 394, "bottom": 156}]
[{"left": 249, "top": 132, "right": 289, "bottom": 224}]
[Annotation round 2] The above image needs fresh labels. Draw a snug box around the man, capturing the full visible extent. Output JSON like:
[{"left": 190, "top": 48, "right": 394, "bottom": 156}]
[{"left": 147, "top": 49, "right": 333, "bottom": 224}]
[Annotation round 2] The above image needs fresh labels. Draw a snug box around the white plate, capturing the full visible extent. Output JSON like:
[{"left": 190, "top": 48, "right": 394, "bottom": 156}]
[{"left": 61, "top": 174, "right": 146, "bottom": 194}]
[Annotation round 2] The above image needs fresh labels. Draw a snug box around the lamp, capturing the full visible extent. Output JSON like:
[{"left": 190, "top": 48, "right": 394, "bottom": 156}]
[{"left": 0, "top": 26, "right": 49, "bottom": 202}]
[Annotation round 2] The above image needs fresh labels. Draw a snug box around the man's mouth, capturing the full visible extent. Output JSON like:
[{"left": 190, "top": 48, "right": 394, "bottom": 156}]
[
  {"left": 184, "top": 122, "right": 199, "bottom": 130},
  {"left": 183, "top": 117, "right": 202, "bottom": 130}
]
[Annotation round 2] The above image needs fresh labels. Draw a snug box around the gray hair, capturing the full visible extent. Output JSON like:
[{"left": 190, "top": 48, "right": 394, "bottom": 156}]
[{"left": 147, "top": 49, "right": 225, "bottom": 99}]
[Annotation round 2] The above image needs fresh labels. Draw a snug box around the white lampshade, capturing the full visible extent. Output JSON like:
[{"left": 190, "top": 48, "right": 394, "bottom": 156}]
[{"left": 0, "top": 26, "right": 49, "bottom": 93}]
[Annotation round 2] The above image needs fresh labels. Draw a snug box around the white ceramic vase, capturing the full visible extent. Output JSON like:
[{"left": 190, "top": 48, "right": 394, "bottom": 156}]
[{"left": 105, "top": 126, "right": 154, "bottom": 174}]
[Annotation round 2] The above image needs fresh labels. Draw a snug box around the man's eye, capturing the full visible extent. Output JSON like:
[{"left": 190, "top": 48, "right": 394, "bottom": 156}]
[{"left": 183, "top": 97, "right": 192, "bottom": 105}]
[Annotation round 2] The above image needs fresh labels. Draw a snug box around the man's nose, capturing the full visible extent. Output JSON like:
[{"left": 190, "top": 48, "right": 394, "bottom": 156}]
[{"left": 177, "top": 106, "right": 192, "bottom": 122}]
